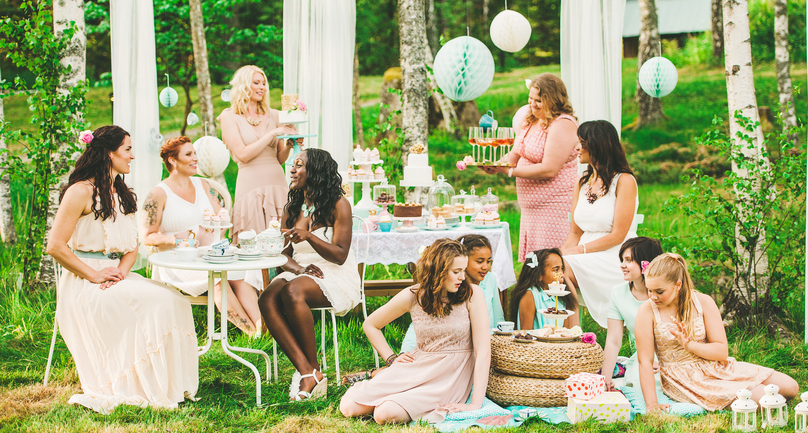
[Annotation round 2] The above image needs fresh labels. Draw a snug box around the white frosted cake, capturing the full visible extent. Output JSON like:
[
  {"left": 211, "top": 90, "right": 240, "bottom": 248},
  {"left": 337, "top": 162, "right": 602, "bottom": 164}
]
[
  {"left": 278, "top": 93, "right": 307, "bottom": 124},
  {"left": 402, "top": 143, "right": 433, "bottom": 186}
]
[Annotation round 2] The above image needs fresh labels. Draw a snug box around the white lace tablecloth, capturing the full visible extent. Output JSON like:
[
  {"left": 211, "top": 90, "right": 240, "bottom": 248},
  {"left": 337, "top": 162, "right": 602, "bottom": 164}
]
[{"left": 351, "top": 223, "right": 516, "bottom": 290}]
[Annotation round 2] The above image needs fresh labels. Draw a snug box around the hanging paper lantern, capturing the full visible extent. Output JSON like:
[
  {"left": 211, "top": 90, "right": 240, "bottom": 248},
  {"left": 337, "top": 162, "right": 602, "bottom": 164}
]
[
  {"left": 221, "top": 88, "right": 231, "bottom": 102},
  {"left": 638, "top": 57, "right": 678, "bottom": 98},
  {"left": 159, "top": 87, "right": 178, "bottom": 108},
  {"left": 193, "top": 136, "right": 230, "bottom": 178},
  {"left": 186, "top": 111, "right": 199, "bottom": 126},
  {"left": 433, "top": 36, "right": 495, "bottom": 102},
  {"left": 490, "top": 10, "right": 532, "bottom": 53}
]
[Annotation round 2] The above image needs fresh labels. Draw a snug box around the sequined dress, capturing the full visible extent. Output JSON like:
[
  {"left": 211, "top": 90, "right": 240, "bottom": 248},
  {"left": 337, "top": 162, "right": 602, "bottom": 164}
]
[{"left": 650, "top": 292, "right": 773, "bottom": 411}]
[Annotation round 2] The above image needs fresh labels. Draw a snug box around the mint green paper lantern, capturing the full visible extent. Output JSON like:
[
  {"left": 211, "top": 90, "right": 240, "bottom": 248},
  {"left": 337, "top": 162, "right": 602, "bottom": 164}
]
[
  {"left": 433, "top": 36, "right": 495, "bottom": 102},
  {"left": 638, "top": 57, "right": 678, "bottom": 98},
  {"left": 159, "top": 87, "right": 179, "bottom": 107}
]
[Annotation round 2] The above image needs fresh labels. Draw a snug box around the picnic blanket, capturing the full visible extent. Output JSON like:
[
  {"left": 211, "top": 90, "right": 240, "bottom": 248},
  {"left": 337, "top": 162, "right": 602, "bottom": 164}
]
[{"left": 428, "top": 387, "right": 706, "bottom": 432}]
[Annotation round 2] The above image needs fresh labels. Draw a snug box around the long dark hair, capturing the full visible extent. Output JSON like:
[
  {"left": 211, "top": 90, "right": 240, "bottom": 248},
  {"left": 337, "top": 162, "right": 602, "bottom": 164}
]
[
  {"left": 60, "top": 125, "right": 137, "bottom": 220},
  {"left": 619, "top": 237, "right": 663, "bottom": 290},
  {"left": 577, "top": 120, "right": 633, "bottom": 194},
  {"left": 284, "top": 149, "right": 344, "bottom": 230},
  {"left": 413, "top": 239, "right": 472, "bottom": 318},
  {"left": 509, "top": 248, "right": 576, "bottom": 322}
]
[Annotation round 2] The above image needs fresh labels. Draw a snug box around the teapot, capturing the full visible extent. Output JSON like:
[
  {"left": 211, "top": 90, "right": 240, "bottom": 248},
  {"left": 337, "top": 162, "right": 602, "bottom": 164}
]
[{"left": 257, "top": 227, "right": 291, "bottom": 256}]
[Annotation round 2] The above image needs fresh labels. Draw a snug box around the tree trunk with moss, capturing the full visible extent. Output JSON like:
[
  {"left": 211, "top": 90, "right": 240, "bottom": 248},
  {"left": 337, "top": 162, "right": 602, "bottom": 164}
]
[
  {"left": 634, "top": 0, "right": 664, "bottom": 130},
  {"left": 711, "top": 0, "right": 724, "bottom": 59},
  {"left": 189, "top": 0, "right": 216, "bottom": 136}
]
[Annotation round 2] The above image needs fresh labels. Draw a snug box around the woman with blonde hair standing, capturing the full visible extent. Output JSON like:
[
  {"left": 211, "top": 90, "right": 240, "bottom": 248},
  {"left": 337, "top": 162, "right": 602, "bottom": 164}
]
[
  {"left": 481, "top": 73, "right": 579, "bottom": 262},
  {"left": 220, "top": 65, "right": 298, "bottom": 242}
]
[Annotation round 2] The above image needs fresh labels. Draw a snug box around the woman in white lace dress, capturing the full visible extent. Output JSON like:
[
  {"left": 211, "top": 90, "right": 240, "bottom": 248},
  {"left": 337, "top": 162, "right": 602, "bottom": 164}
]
[
  {"left": 561, "top": 120, "right": 638, "bottom": 327},
  {"left": 47, "top": 125, "right": 198, "bottom": 414},
  {"left": 142, "top": 136, "right": 261, "bottom": 335},
  {"left": 258, "top": 149, "right": 360, "bottom": 401}
]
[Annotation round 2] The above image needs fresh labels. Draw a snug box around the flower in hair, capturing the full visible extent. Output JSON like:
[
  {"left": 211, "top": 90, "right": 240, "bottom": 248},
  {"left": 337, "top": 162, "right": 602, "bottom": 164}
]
[
  {"left": 525, "top": 251, "right": 538, "bottom": 268},
  {"left": 641, "top": 260, "right": 650, "bottom": 275},
  {"left": 79, "top": 130, "right": 94, "bottom": 144},
  {"left": 581, "top": 332, "right": 597, "bottom": 344}
]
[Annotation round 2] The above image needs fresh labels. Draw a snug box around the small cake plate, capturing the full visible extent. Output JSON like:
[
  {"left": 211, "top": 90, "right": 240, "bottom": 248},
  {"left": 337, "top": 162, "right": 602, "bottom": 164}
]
[
  {"left": 492, "top": 329, "right": 515, "bottom": 336},
  {"left": 277, "top": 119, "right": 308, "bottom": 125},
  {"left": 540, "top": 310, "right": 576, "bottom": 320},
  {"left": 395, "top": 226, "right": 419, "bottom": 233},
  {"left": 393, "top": 216, "right": 424, "bottom": 231},
  {"left": 421, "top": 226, "right": 453, "bottom": 231},
  {"left": 544, "top": 289, "right": 571, "bottom": 297},
  {"left": 470, "top": 222, "right": 504, "bottom": 229},
  {"left": 201, "top": 223, "right": 233, "bottom": 230},
  {"left": 350, "top": 160, "right": 383, "bottom": 165},
  {"left": 349, "top": 177, "right": 386, "bottom": 184},
  {"left": 512, "top": 335, "right": 537, "bottom": 344},
  {"left": 277, "top": 134, "right": 316, "bottom": 139},
  {"left": 532, "top": 334, "right": 581, "bottom": 343}
]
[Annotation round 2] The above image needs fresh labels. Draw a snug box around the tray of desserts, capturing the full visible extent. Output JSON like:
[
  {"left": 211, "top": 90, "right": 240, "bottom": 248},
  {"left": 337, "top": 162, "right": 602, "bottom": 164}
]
[
  {"left": 512, "top": 331, "right": 538, "bottom": 344},
  {"left": 528, "top": 326, "right": 583, "bottom": 343},
  {"left": 467, "top": 162, "right": 516, "bottom": 167},
  {"left": 540, "top": 307, "right": 575, "bottom": 320}
]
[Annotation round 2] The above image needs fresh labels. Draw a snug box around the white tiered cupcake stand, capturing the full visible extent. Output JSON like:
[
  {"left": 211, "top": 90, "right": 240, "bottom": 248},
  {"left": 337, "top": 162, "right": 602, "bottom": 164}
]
[
  {"left": 349, "top": 159, "right": 386, "bottom": 216},
  {"left": 541, "top": 282, "right": 575, "bottom": 325}
]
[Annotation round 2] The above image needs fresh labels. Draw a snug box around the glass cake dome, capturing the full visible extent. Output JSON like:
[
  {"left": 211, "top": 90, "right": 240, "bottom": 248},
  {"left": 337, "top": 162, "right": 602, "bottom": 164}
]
[
  {"left": 481, "top": 187, "right": 499, "bottom": 212},
  {"left": 427, "top": 175, "right": 455, "bottom": 217},
  {"left": 373, "top": 181, "right": 396, "bottom": 205}
]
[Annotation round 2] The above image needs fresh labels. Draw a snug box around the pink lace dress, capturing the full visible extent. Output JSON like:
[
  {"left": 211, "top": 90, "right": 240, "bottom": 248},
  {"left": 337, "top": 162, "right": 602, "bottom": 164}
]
[
  {"left": 650, "top": 293, "right": 773, "bottom": 411},
  {"left": 514, "top": 114, "right": 578, "bottom": 261},
  {"left": 343, "top": 286, "right": 475, "bottom": 423}
]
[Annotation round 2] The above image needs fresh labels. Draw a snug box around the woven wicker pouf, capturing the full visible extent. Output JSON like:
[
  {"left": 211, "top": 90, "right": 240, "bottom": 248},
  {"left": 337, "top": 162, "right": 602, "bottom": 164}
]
[
  {"left": 490, "top": 335, "right": 604, "bottom": 379},
  {"left": 487, "top": 370, "right": 568, "bottom": 407}
]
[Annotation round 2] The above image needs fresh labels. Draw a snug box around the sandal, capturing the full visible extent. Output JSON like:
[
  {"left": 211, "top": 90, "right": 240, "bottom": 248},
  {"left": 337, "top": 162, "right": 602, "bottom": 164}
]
[
  {"left": 291, "top": 369, "right": 327, "bottom": 401},
  {"left": 340, "top": 368, "right": 381, "bottom": 386}
]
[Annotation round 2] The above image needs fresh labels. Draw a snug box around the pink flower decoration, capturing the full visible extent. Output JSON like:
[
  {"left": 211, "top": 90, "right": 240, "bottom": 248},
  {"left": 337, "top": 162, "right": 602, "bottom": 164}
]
[
  {"left": 581, "top": 332, "right": 597, "bottom": 344},
  {"left": 463, "top": 155, "right": 474, "bottom": 164},
  {"left": 641, "top": 260, "right": 650, "bottom": 275},
  {"left": 456, "top": 160, "right": 467, "bottom": 171},
  {"left": 79, "top": 130, "right": 94, "bottom": 144},
  {"left": 296, "top": 100, "right": 307, "bottom": 113}
]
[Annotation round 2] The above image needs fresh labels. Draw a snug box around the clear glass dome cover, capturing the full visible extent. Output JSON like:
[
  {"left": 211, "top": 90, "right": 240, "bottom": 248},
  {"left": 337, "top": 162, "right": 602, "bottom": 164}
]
[
  {"left": 373, "top": 180, "right": 396, "bottom": 204},
  {"left": 481, "top": 187, "right": 499, "bottom": 212},
  {"left": 428, "top": 175, "right": 455, "bottom": 216},
  {"left": 451, "top": 187, "right": 480, "bottom": 215}
]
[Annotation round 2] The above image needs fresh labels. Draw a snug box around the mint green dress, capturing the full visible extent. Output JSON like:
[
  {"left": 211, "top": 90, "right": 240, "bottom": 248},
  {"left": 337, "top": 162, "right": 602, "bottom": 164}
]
[
  {"left": 516, "top": 287, "right": 566, "bottom": 329},
  {"left": 607, "top": 281, "right": 659, "bottom": 390}
]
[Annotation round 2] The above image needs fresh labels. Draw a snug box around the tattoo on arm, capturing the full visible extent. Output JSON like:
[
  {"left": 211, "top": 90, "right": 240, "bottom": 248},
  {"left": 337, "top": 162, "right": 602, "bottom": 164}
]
[{"left": 142, "top": 193, "right": 159, "bottom": 227}]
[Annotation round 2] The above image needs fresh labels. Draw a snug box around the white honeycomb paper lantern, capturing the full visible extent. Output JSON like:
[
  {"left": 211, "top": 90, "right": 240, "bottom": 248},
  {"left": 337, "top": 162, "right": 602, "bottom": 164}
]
[
  {"left": 186, "top": 111, "right": 199, "bottom": 126},
  {"left": 159, "top": 86, "right": 179, "bottom": 108},
  {"left": 193, "top": 135, "right": 230, "bottom": 178},
  {"left": 490, "top": 9, "right": 532, "bottom": 53},
  {"left": 638, "top": 57, "right": 678, "bottom": 98},
  {"left": 433, "top": 36, "right": 495, "bottom": 102}
]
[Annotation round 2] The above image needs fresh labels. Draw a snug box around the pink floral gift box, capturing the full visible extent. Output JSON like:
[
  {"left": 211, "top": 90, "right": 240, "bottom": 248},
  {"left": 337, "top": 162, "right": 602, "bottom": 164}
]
[{"left": 565, "top": 372, "right": 606, "bottom": 400}]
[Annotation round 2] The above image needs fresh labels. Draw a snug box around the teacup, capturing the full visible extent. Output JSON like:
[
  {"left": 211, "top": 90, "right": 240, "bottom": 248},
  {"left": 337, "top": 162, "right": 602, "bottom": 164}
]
[
  {"left": 518, "top": 408, "right": 537, "bottom": 419},
  {"left": 175, "top": 238, "right": 197, "bottom": 248},
  {"left": 211, "top": 239, "right": 231, "bottom": 256},
  {"left": 496, "top": 321, "right": 515, "bottom": 332},
  {"left": 238, "top": 230, "right": 257, "bottom": 251},
  {"left": 378, "top": 221, "right": 392, "bottom": 232},
  {"left": 175, "top": 246, "right": 198, "bottom": 262}
]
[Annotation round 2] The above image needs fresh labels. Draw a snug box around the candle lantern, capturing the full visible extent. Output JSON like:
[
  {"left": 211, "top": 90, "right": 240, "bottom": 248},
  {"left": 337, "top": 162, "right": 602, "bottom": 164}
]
[
  {"left": 759, "top": 384, "right": 788, "bottom": 428},
  {"left": 794, "top": 391, "right": 808, "bottom": 432},
  {"left": 731, "top": 389, "right": 757, "bottom": 432}
]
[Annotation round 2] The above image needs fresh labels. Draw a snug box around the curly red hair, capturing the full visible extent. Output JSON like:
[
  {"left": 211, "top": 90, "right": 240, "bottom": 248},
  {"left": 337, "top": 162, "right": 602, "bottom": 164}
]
[{"left": 160, "top": 136, "right": 192, "bottom": 172}]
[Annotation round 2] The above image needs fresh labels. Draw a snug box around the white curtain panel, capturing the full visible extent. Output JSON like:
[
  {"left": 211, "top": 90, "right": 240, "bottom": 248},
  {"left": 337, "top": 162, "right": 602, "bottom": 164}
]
[
  {"left": 110, "top": 0, "right": 162, "bottom": 203},
  {"left": 283, "top": 0, "right": 356, "bottom": 171},
  {"left": 560, "top": 0, "right": 625, "bottom": 135}
]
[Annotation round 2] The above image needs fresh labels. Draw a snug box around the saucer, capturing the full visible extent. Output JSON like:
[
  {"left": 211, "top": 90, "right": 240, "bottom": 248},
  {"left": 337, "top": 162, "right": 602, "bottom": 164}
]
[
  {"left": 492, "top": 329, "right": 515, "bottom": 336},
  {"left": 544, "top": 289, "right": 571, "bottom": 297},
  {"left": 203, "top": 256, "right": 236, "bottom": 264},
  {"left": 396, "top": 227, "right": 419, "bottom": 233},
  {"left": 540, "top": 310, "right": 576, "bottom": 319},
  {"left": 421, "top": 226, "right": 452, "bottom": 231},
  {"left": 470, "top": 222, "right": 504, "bottom": 229}
]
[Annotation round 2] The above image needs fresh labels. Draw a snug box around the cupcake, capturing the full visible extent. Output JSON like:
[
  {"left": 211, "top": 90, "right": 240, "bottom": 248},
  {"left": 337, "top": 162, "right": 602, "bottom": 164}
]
[
  {"left": 211, "top": 215, "right": 221, "bottom": 226},
  {"left": 268, "top": 218, "right": 281, "bottom": 231},
  {"left": 490, "top": 212, "right": 501, "bottom": 225},
  {"left": 437, "top": 216, "right": 446, "bottom": 228},
  {"left": 217, "top": 208, "right": 230, "bottom": 225},
  {"left": 427, "top": 216, "right": 438, "bottom": 228},
  {"left": 347, "top": 167, "right": 355, "bottom": 179},
  {"left": 379, "top": 212, "right": 393, "bottom": 232},
  {"left": 363, "top": 148, "right": 372, "bottom": 162},
  {"left": 374, "top": 167, "right": 385, "bottom": 180},
  {"left": 371, "top": 148, "right": 380, "bottom": 161},
  {"left": 356, "top": 168, "right": 367, "bottom": 179},
  {"left": 203, "top": 209, "right": 213, "bottom": 225}
]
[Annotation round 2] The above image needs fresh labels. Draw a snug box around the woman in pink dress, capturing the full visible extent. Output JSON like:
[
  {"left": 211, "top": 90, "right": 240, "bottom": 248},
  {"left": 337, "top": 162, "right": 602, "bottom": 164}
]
[
  {"left": 482, "top": 73, "right": 579, "bottom": 261},
  {"left": 340, "top": 239, "right": 491, "bottom": 425}
]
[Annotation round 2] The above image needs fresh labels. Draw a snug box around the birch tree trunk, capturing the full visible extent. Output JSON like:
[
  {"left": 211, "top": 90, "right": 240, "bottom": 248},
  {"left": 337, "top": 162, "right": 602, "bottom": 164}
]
[
  {"left": 353, "top": 46, "right": 365, "bottom": 147},
  {"left": 774, "top": 0, "right": 798, "bottom": 144},
  {"left": 0, "top": 66, "right": 16, "bottom": 244},
  {"left": 189, "top": 0, "right": 216, "bottom": 135},
  {"left": 42, "top": 0, "right": 86, "bottom": 285},
  {"left": 634, "top": 0, "right": 664, "bottom": 129},
  {"left": 426, "top": 0, "right": 438, "bottom": 57},
  {"left": 723, "top": 0, "right": 770, "bottom": 318},
  {"left": 398, "top": 0, "right": 429, "bottom": 153},
  {"left": 711, "top": 0, "right": 724, "bottom": 59}
]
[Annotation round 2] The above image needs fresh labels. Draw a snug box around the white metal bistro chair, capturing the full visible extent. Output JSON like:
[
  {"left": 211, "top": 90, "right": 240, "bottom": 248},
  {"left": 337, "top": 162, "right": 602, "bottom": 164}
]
[{"left": 271, "top": 215, "right": 379, "bottom": 384}]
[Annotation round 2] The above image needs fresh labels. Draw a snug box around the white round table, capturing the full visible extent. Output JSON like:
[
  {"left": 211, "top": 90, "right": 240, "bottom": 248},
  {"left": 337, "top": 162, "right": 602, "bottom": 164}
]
[{"left": 148, "top": 251, "right": 287, "bottom": 406}]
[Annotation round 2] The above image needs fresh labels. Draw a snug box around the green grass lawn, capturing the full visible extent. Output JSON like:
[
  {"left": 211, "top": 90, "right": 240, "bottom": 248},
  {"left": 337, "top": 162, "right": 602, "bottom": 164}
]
[{"left": 1, "top": 61, "right": 807, "bottom": 430}]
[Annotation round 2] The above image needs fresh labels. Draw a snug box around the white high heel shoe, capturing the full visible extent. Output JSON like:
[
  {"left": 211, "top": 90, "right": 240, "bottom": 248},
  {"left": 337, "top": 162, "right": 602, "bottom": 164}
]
[{"left": 291, "top": 369, "right": 327, "bottom": 401}]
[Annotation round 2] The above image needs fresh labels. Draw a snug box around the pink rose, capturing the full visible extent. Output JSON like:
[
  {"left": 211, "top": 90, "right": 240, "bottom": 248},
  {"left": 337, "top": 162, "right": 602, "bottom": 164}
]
[
  {"left": 79, "top": 130, "right": 94, "bottom": 144},
  {"left": 296, "top": 100, "right": 307, "bottom": 112},
  {"left": 456, "top": 160, "right": 467, "bottom": 171},
  {"left": 463, "top": 155, "right": 474, "bottom": 164},
  {"left": 581, "top": 332, "right": 597, "bottom": 344}
]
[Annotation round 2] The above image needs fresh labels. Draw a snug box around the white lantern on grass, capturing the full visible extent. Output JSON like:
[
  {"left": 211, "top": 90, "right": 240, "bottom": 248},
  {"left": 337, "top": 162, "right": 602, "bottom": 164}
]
[
  {"left": 795, "top": 392, "right": 808, "bottom": 432},
  {"left": 731, "top": 389, "right": 757, "bottom": 432},
  {"left": 759, "top": 384, "right": 788, "bottom": 428}
]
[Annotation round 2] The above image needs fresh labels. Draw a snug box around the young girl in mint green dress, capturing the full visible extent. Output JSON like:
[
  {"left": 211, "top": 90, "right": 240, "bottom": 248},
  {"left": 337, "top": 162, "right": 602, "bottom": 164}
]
[{"left": 511, "top": 248, "right": 576, "bottom": 330}]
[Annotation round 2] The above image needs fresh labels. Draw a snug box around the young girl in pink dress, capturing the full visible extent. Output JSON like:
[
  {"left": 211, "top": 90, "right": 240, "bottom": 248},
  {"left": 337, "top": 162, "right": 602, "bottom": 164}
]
[
  {"left": 340, "top": 239, "right": 491, "bottom": 425},
  {"left": 635, "top": 253, "right": 798, "bottom": 412}
]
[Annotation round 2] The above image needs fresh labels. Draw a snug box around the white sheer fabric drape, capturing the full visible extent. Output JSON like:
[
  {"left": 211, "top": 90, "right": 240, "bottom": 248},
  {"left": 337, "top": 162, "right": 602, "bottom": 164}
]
[
  {"left": 283, "top": 0, "right": 356, "bottom": 171},
  {"left": 560, "top": 0, "right": 625, "bottom": 135},
  {"left": 110, "top": 0, "right": 162, "bottom": 202}
]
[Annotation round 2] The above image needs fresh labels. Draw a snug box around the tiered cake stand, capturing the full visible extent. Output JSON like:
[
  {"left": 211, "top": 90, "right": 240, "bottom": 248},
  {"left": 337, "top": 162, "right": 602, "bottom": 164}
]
[
  {"left": 393, "top": 216, "right": 422, "bottom": 232},
  {"left": 541, "top": 283, "right": 575, "bottom": 325},
  {"left": 349, "top": 159, "right": 386, "bottom": 215},
  {"left": 451, "top": 211, "right": 476, "bottom": 230},
  {"left": 201, "top": 223, "right": 233, "bottom": 243}
]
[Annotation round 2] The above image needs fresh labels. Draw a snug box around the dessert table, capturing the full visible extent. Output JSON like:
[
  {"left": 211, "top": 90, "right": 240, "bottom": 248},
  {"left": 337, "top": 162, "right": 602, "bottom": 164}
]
[
  {"left": 148, "top": 251, "right": 287, "bottom": 406},
  {"left": 350, "top": 222, "right": 517, "bottom": 289}
]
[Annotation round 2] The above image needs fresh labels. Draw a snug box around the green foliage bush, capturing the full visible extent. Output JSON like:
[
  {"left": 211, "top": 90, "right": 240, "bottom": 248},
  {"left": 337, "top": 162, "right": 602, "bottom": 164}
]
[
  {"left": 663, "top": 32, "right": 717, "bottom": 67},
  {"left": 749, "top": 0, "right": 807, "bottom": 63}
]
